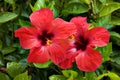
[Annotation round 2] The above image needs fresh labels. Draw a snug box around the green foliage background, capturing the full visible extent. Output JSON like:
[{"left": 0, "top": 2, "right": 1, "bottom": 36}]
[{"left": 0, "top": 0, "right": 120, "bottom": 80}]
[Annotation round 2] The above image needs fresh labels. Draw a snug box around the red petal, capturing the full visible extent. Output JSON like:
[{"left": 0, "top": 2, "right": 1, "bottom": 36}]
[
  {"left": 76, "top": 47, "right": 102, "bottom": 72},
  {"left": 59, "top": 59, "right": 73, "bottom": 69},
  {"left": 53, "top": 21, "right": 76, "bottom": 39},
  {"left": 27, "top": 47, "right": 50, "bottom": 63},
  {"left": 59, "top": 48, "right": 77, "bottom": 69},
  {"left": 85, "top": 27, "right": 110, "bottom": 47},
  {"left": 48, "top": 18, "right": 65, "bottom": 33},
  {"left": 30, "top": 8, "right": 53, "bottom": 30},
  {"left": 15, "top": 27, "right": 41, "bottom": 49},
  {"left": 70, "top": 16, "right": 90, "bottom": 36},
  {"left": 52, "top": 18, "right": 65, "bottom": 27},
  {"left": 48, "top": 39, "right": 71, "bottom": 64}
]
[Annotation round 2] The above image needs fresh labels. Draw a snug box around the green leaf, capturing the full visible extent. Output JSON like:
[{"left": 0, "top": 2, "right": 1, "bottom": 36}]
[
  {"left": 31, "top": 0, "right": 45, "bottom": 11},
  {"left": 4, "top": 55, "right": 18, "bottom": 62},
  {"left": 110, "top": 32, "right": 120, "bottom": 46},
  {"left": 62, "top": 70, "right": 78, "bottom": 80},
  {"left": 62, "top": 2, "right": 89, "bottom": 14},
  {"left": 29, "top": 4, "right": 35, "bottom": 12},
  {"left": 111, "top": 48, "right": 120, "bottom": 65},
  {"left": 85, "top": 72, "right": 96, "bottom": 80},
  {"left": 0, "top": 72, "right": 10, "bottom": 80},
  {"left": 96, "top": 72, "right": 120, "bottom": 80},
  {"left": 81, "top": 0, "right": 90, "bottom": 4},
  {"left": 4, "top": 0, "right": 14, "bottom": 4},
  {"left": 7, "top": 62, "right": 23, "bottom": 78},
  {"left": 111, "top": 57, "right": 120, "bottom": 65},
  {"left": 0, "top": 12, "right": 17, "bottom": 23},
  {"left": 34, "top": 61, "right": 52, "bottom": 68},
  {"left": 53, "top": 8, "right": 59, "bottom": 18},
  {"left": 49, "top": 75, "right": 67, "bottom": 80},
  {"left": 19, "top": 19, "right": 31, "bottom": 27},
  {"left": 99, "top": 2, "right": 120, "bottom": 17},
  {"left": 92, "top": 0, "right": 101, "bottom": 14},
  {"left": 48, "top": 1, "right": 55, "bottom": 10},
  {"left": 99, "top": 0, "right": 107, "bottom": 4},
  {"left": 34, "top": 0, "right": 45, "bottom": 9},
  {"left": 96, "top": 43, "right": 112, "bottom": 62},
  {"left": 0, "top": 53, "right": 4, "bottom": 66},
  {"left": 111, "top": 17, "right": 120, "bottom": 25},
  {"left": 19, "top": 59, "right": 28, "bottom": 71},
  {"left": 14, "top": 71, "right": 31, "bottom": 80},
  {"left": 1, "top": 46, "right": 16, "bottom": 55},
  {"left": 96, "top": 15, "right": 113, "bottom": 29},
  {"left": 0, "top": 40, "right": 2, "bottom": 49},
  {"left": 108, "top": 72, "right": 120, "bottom": 80}
]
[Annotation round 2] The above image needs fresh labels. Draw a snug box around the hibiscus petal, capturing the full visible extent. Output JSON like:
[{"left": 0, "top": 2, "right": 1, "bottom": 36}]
[
  {"left": 76, "top": 47, "right": 102, "bottom": 72},
  {"left": 70, "top": 16, "right": 90, "bottom": 35},
  {"left": 53, "top": 21, "right": 76, "bottom": 39},
  {"left": 15, "top": 27, "right": 41, "bottom": 49},
  {"left": 85, "top": 27, "right": 110, "bottom": 47},
  {"left": 59, "top": 48, "right": 77, "bottom": 69},
  {"left": 52, "top": 18, "right": 65, "bottom": 27},
  {"left": 48, "top": 39, "right": 71, "bottom": 64},
  {"left": 59, "top": 59, "right": 73, "bottom": 69},
  {"left": 48, "top": 18, "right": 65, "bottom": 33},
  {"left": 30, "top": 8, "right": 53, "bottom": 30},
  {"left": 27, "top": 47, "right": 50, "bottom": 63}
]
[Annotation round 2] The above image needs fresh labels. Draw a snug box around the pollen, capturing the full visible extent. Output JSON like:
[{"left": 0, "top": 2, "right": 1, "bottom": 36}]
[
  {"left": 70, "top": 34, "right": 75, "bottom": 40},
  {"left": 47, "top": 39, "right": 52, "bottom": 46}
]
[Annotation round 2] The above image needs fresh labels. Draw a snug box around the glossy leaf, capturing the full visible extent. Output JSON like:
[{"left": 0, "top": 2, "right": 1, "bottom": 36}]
[
  {"left": 0, "top": 53, "right": 4, "bottom": 66},
  {"left": 96, "top": 43, "right": 112, "bottom": 62},
  {"left": 0, "top": 72, "right": 10, "bottom": 80},
  {"left": 111, "top": 48, "right": 120, "bottom": 65},
  {"left": 4, "top": 55, "right": 18, "bottom": 62},
  {"left": 111, "top": 57, "right": 120, "bottom": 65},
  {"left": 85, "top": 72, "right": 96, "bottom": 80},
  {"left": 0, "top": 40, "right": 2, "bottom": 49},
  {"left": 53, "top": 8, "right": 59, "bottom": 18},
  {"left": 99, "top": 2, "right": 120, "bottom": 17},
  {"left": 14, "top": 71, "right": 31, "bottom": 80},
  {"left": 0, "top": 12, "right": 17, "bottom": 23},
  {"left": 62, "top": 70, "right": 78, "bottom": 80},
  {"left": 96, "top": 15, "right": 113, "bottom": 29},
  {"left": 62, "top": 2, "right": 89, "bottom": 14},
  {"left": 19, "top": 19, "right": 31, "bottom": 27},
  {"left": 31, "top": 0, "right": 45, "bottom": 11},
  {"left": 110, "top": 32, "right": 120, "bottom": 46},
  {"left": 1, "top": 46, "right": 16, "bottom": 55},
  {"left": 99, "top": 0, "right": 107, "bottom": 4},
  {"left": 111, "top": 17, "right": 120, "bottom": 25},
  {"left": 92, "top": 0, "right": 101, "bottom": 14},
  {"left": 96, "top": 72, "right": 120, "bottom": 80},
  {"left": 4, "top": 0, "right": 14, "bottom": 4},
  {"left": 49, "top": 75, "right": 67, "bottom": 80},
  {"left": 34, "top": 61, "right": 52, "bottom": 68},
  {"left": 19, "top": 59, "right": 27, "bottom": 70},
  {"left": 81, "top": 0, "right": 90, "bottom": 4},
  {"left": 47, "top": 1, "right": 55, "bottom": 10},
  {"left": 7, "top": 62, "right": 23, "bottom": 78}
]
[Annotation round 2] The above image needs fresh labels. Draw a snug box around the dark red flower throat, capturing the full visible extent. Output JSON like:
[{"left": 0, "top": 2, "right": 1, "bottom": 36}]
[
  {"left": 37, "top": 30, "right": 54, "bottom": 45},
  {"left": 75, "top": 36, "right": 89, "bottom": 51}
]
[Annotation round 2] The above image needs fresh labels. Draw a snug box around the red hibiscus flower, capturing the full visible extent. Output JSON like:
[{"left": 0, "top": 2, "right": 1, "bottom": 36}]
[
  {"left": 15, "top": 8, "right": 76, "bottom": 64},
  {"left": 59, "top": 16, "right": 110, "bottom": 72}
]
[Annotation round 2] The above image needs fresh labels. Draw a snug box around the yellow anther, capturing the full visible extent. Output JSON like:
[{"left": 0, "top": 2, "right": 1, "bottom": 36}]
[
  {"left": 47, "top": 39, "right": 52, "bottom": 46},
  {"left": 70, "top": 34, "right": 75, "bottom": 40}
]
